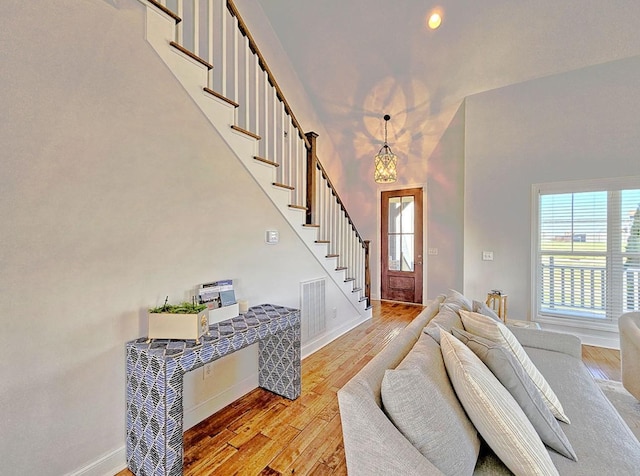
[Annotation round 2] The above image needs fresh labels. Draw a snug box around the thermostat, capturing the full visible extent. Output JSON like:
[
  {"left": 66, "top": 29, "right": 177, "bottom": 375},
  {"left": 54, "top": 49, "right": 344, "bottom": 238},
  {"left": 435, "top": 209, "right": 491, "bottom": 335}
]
[{"left": 266, "top": 230, "right": 279, "bottom": 244}]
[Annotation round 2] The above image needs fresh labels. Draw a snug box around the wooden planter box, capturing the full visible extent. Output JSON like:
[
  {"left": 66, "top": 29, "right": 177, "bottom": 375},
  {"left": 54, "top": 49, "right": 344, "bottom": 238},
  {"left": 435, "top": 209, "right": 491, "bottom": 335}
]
[{"left": 148, "top": 308, "right": 209, "bottom": 343}]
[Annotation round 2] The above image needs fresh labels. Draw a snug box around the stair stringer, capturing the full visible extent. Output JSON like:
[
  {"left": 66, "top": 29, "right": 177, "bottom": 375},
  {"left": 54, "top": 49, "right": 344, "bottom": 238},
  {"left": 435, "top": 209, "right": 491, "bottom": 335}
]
[{"left": 143, "top": 4, "right": 371, "bottom": 319}]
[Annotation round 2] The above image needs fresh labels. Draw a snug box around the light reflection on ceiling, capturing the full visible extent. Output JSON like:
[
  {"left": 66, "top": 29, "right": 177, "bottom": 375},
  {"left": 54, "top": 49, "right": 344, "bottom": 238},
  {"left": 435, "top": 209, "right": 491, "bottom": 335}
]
[{"left": 246, "top": 0, "right": 640, "bottom": 236}]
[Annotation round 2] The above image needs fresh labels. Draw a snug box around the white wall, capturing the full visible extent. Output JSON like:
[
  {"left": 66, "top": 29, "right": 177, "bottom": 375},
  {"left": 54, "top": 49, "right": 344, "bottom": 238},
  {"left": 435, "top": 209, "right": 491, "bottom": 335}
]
[
  {"left": 464, "top": 55, "right": 640, "bottom": 322},
  {"left": 0, "top": 1, "right": 358, "bottom": 474},
  {"left": 426, "top": 103, "right": 466, "bottom": 298}
]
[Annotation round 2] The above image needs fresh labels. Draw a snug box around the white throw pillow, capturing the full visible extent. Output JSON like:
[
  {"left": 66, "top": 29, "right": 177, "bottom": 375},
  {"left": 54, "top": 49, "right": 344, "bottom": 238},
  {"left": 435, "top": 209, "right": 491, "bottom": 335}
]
[
  {"left": 440, "top": 332, "right": 560, "bottom": 476},
  {"left": 451, "top": 327, "right": 577, "bottom": 461},
  {"left": 424, "top": 303, "right": 464, "bottom": 343},
  {"left": 459, "top": 309, "right": 570, "bottom": 424}
]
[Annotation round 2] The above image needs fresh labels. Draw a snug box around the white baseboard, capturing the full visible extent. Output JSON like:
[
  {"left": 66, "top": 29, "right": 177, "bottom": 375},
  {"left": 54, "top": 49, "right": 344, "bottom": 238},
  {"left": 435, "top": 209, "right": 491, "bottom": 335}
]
[
  {"left": 67, "top": 374, "right": 258, "bottom": 476},
  {"left": 301, "top": 313, "right": 371, "bottom": 359},
  {"left": 66, "top": 446, "right": 126, "bottom": 476}
]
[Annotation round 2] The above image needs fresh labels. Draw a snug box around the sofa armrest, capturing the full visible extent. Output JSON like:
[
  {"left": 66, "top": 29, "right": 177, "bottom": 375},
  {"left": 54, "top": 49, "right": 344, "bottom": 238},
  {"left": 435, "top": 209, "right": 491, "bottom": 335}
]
[
  {"left": 508, "top": 327, "right": 582, "bottom": 359},
  {"left": 619, "top": 312, "right": 640, "bottom": 400},
  {"left": 338, "top": 381, "right": 444, "bottom": 476}
]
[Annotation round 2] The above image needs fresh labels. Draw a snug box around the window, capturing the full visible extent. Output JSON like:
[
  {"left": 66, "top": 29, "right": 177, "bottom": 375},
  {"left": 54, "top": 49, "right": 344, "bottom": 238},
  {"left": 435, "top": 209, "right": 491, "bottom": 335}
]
[{"left": 533, "top": 178, "right": 640, "bottom": 327}]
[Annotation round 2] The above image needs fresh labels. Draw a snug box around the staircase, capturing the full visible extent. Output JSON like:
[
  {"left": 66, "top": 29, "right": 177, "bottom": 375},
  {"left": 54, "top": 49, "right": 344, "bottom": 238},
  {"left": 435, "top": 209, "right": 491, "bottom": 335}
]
[{"left": 140, "top": 0, "right": 371, "bottom": 318}]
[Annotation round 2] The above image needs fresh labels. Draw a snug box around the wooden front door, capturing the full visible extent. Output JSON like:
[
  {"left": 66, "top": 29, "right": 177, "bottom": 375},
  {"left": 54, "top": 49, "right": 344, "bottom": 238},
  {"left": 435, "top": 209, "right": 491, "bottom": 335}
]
[{"left": 381, "top": 188, "right": 423, "bottom": 304}]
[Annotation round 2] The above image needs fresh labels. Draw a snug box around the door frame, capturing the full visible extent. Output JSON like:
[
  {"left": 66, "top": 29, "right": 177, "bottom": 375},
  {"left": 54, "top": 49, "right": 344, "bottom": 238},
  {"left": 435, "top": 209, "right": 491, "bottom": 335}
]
[{"left": 376, "top": 183, "right": 427, "bottom": 303}]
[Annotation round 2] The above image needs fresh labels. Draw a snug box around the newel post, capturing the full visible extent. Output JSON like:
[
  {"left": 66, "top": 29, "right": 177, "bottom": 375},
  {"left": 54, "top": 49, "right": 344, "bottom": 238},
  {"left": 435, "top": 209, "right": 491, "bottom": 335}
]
[
  {"left": 305, "top": 131, "right": 319, "bottom": 225},
  {"left": 364, "top": 240, "right": 371, "bottom": 308}
]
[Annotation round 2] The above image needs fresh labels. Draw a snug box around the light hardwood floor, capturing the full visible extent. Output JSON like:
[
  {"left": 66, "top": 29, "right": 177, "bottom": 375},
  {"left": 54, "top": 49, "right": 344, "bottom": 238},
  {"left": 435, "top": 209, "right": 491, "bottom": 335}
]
[{"left": 117, "top": 300, "right": 621, "bottom": 476}]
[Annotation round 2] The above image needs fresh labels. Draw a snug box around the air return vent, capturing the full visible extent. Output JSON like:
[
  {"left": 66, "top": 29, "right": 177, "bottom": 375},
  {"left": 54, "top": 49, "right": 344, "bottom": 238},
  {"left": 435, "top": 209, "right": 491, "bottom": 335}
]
[{"left": 301, "top": 278, "right": 326, "bottom": 341}]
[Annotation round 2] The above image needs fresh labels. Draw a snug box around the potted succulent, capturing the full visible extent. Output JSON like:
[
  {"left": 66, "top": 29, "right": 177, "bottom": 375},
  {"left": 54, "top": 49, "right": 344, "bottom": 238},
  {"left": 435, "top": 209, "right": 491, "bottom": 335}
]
[{"left": 147, "top": 297, "right": 209, "bottom": 343}]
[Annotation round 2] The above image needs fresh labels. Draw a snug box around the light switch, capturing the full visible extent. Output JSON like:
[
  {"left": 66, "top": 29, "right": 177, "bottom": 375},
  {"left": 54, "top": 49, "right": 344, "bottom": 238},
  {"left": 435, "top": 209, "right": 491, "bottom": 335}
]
[
  {"left": 482, "top": 251, "right": 494, "bottom": 261},
  {"left": 428, "top": 248, "right": 438, "bottom": 255},
  {"left": 266, "top": 230, "right": 279, "bottom": 244}
]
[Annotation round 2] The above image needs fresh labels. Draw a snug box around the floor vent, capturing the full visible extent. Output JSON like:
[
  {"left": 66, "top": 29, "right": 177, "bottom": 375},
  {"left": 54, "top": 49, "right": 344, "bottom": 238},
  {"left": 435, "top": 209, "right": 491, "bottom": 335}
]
[{"left": 301, "top": 278, "right": 326, "bottom": 341}]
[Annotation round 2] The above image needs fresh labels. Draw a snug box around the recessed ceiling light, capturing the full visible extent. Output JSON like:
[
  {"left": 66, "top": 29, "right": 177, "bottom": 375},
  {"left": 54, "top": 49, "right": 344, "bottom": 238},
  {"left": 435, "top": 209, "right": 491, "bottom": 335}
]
[{"left": 428, "top": 12, "right": 442, "bottom": 30}]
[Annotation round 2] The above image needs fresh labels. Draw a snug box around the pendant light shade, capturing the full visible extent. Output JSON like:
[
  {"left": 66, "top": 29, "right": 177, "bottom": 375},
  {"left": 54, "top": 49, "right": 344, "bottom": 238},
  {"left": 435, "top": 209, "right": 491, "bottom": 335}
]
[{"left": 374, "top": 114, "right": 397, "bottom": 183}]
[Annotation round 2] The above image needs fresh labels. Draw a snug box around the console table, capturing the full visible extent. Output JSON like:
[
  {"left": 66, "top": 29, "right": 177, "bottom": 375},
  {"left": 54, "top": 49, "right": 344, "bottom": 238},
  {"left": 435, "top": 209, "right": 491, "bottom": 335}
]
[{"left": 125, "top": 304, "right": 301, "bottom": 476}]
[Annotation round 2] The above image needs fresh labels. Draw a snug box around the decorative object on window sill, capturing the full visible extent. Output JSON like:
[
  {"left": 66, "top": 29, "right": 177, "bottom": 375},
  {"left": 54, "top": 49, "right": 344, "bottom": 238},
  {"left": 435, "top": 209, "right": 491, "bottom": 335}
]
[{"left": 374, "top": 114, "right": 397, "bottom": 184}]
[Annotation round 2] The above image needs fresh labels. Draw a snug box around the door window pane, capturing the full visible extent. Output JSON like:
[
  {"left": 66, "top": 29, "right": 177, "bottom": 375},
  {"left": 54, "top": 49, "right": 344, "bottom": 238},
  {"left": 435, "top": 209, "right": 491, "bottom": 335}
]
[
  {"left": 388, "top": 197, "right": 402, "bottom": 234},
  {"left": 401, "top": 197, "right": 414, "bottom": 234},
  {"left": 388, "top": 234, "right": 400, "bottom": 271},
  {"left": 387, "top": 196, "right": 415, "bottom": 272},
  {"left": 401, "top": 235, "right": 414, "bottom": 271}
]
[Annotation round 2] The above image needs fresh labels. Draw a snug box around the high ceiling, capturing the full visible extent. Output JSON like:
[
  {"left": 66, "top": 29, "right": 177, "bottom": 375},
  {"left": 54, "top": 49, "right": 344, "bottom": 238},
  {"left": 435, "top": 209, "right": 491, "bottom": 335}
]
[
  {"left": 254, "top": 1, "right": 640, "bottom": 172},
  {"left": 238, "top": 0, "right": 640, "bottom": 240}
]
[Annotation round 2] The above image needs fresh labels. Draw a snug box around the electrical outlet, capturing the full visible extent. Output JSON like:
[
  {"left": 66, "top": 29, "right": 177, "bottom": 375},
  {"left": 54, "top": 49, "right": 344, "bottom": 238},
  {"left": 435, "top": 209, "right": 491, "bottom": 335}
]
[
  {"left": 428, "top": 248, "right": 438, "bottom": 255},
  {"left": 482, "top": 251, "right": 494, "bottom": 261},
  {"left": 203, "top": 362, "right": 214, "bottom": 380}
]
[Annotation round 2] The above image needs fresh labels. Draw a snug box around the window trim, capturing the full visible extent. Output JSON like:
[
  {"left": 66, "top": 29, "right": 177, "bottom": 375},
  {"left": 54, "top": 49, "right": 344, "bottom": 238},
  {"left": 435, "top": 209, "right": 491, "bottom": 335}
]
[{"left": 531, "top": 176, "right": 640, "bottom": 331}]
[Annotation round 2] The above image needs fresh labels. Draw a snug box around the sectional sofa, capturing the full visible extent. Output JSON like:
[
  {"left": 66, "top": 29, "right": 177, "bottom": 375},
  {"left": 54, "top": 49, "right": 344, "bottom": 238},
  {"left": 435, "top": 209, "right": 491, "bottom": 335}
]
[{"left": 338, "top": 292, "right": 640, "bottom": 475}]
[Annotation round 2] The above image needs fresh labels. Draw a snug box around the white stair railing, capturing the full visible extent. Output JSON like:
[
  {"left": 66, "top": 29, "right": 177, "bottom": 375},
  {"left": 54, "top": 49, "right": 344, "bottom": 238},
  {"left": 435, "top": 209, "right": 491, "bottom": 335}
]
[{"left": 148, "top": 0, "right": 370, "bottom": 307}]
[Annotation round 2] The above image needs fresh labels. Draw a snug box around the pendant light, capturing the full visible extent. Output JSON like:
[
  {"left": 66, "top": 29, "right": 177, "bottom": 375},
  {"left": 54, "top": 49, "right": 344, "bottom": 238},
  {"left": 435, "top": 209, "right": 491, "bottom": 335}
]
[{"left": 374, "top": 114, "right": 397, "bottom": 183}]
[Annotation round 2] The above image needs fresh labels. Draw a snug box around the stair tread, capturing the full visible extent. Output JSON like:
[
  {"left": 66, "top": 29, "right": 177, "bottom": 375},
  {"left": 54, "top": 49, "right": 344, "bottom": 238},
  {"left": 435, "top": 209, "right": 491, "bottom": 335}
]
[
  {"left": 203, "top": 87, "right": 239, "bottom": 108},
  {"left": 326, "top": 254, "right": 339, "bottom": 258},
  {"left": 169, "top": 41, "right": 212, "bottom": 69},
  {"left": 344, "top": 277, "right": 356, "bottom": 282},
  {"left": 147, "top": 0, "right": 181, "bottom": 23},
  {"left": 315, "top": 240, "right": 330, "bottom": 244},
  {"left": 253, "top": 155, "right": 278, "bottom": 167},
  {"left": 335, "top": 267, "right": 347, "bottom": 271},
  {"left": 232, "top": 126, "right": 261, "bottom": 141},
  {"left": 273, "top": 182, "right": 295, "bottom": 190},
  {"left": 303, "top": 224, "right": 320, "bottom": 228}
]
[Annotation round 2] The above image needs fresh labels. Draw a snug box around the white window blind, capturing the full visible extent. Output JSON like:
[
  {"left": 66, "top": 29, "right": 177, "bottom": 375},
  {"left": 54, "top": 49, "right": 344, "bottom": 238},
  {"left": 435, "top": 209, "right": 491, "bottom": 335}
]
[{"left": 534, "top": 179, "right": 640, "bottom": 325}]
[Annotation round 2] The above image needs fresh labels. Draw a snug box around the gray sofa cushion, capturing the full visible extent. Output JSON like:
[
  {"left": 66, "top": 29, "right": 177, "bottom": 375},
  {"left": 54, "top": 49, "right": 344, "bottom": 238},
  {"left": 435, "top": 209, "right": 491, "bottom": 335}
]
[
  {"left": 424, "top": 303, "right": 464, "bottom": 343},
  {"left": 472, "top": 299, "right": 501, "bottom": 321},
  {"left": 507, "top": 326, "right": 582, "bottom": 359},
  {"left": 452, "top": 328, "right": 577, "bottom": 461},
  {"left": 382, "top": 333, "right": 480, "bottom": 475},
  {"left": 526, "top": 347, "right": 640, "bottom": 475},
  {"left": 443, "top": 288, "right": 473, "bottom": 311},
  {"left": 338, "top": 297, "right": 446, "bottom": 476}
]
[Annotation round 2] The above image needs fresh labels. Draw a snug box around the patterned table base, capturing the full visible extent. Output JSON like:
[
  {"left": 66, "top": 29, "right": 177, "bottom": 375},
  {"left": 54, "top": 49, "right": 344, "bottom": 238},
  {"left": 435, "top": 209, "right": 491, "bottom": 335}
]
[{"left": 126, "top": 304, "right": 301, "bottom": 476}]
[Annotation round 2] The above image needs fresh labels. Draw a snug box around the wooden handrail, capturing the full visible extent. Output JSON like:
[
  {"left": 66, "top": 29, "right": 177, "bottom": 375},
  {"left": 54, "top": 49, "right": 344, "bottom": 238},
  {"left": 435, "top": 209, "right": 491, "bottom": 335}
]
[
  {"left": 147, "top": 0, "right": 181, "bottom": 23},
  {"left": 226, "top": 0, "right": 310, "bottom": 148},
  {"left": 314, "top": 141, "right": 366, "bottom": 246},
  {"left": 226, "top": 0, "right": 364, "bottom": 247}
]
